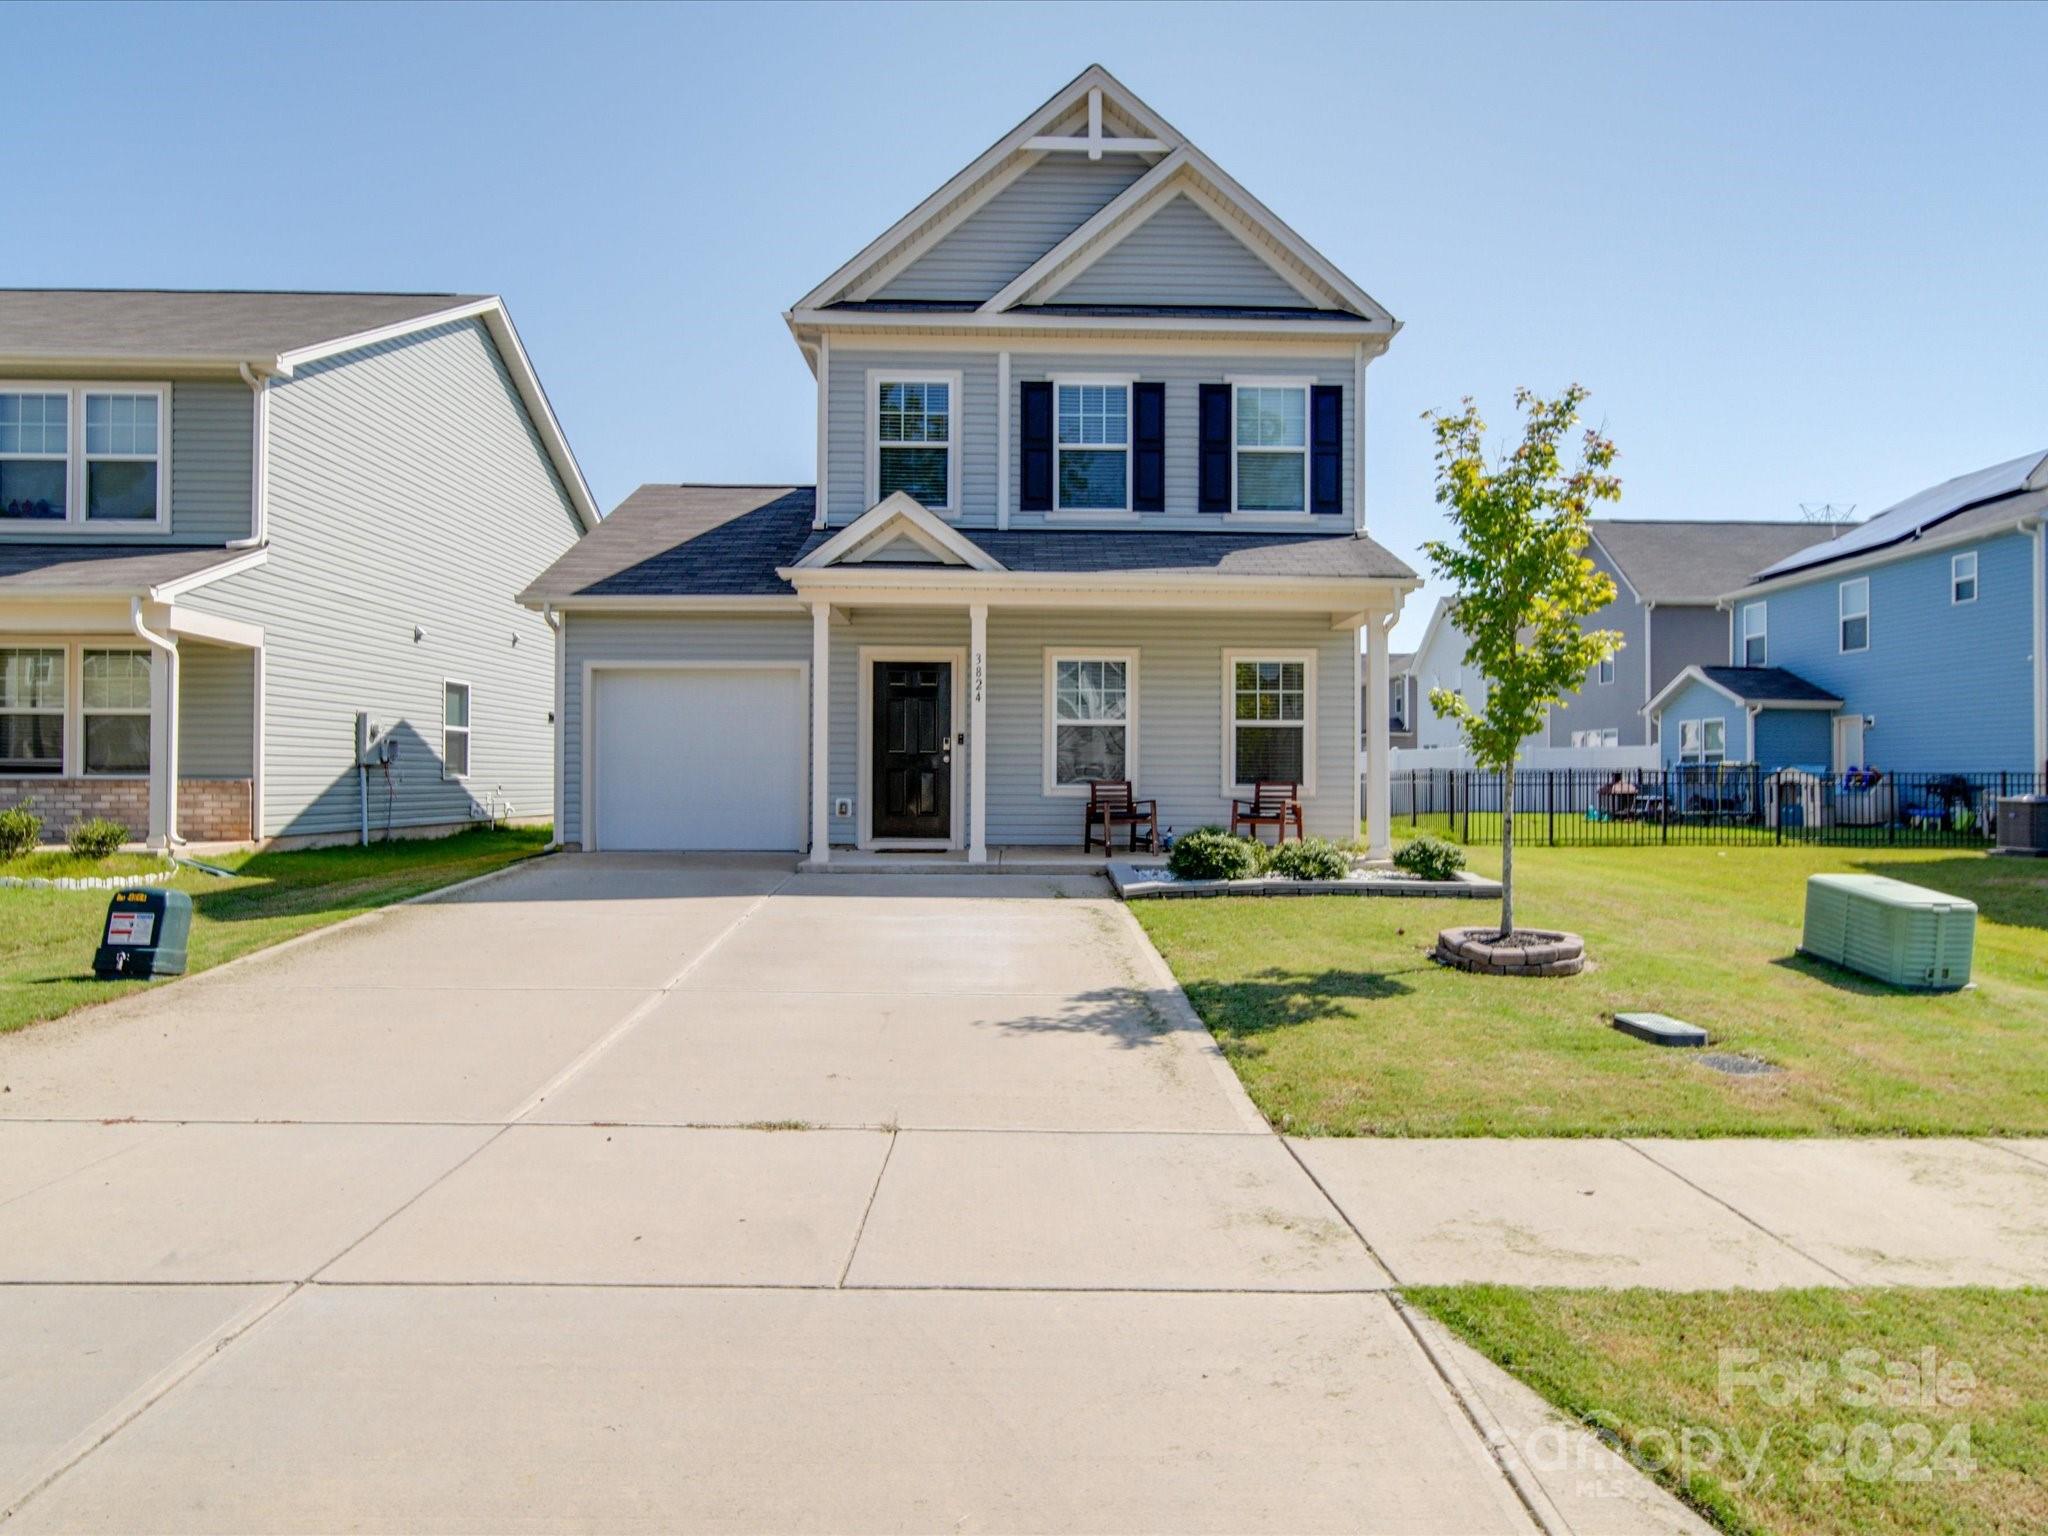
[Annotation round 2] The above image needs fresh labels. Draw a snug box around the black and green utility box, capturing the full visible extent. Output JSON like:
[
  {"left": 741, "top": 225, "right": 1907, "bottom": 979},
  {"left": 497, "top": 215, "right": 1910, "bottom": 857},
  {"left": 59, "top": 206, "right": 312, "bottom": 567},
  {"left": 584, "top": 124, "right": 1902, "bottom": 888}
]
[{"left": 93, "top": 888, "right": 192, "bottom": 979}]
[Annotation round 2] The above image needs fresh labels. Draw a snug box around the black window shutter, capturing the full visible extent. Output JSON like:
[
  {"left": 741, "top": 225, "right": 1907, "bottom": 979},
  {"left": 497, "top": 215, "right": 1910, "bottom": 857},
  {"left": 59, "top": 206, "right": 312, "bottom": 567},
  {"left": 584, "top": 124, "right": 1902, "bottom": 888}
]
[
  {"left": 1019, "top": 381, "right": 1053, "bottom": 512},
  {"left": 1131, "top": 381, "right": 1165, "bottom": 512},
  {"left": 1198, "top": 383, "right": 1231, "bottom": 513},
  {"left": 1310, "top": 384, "right": 1343, "bottom": 516}
]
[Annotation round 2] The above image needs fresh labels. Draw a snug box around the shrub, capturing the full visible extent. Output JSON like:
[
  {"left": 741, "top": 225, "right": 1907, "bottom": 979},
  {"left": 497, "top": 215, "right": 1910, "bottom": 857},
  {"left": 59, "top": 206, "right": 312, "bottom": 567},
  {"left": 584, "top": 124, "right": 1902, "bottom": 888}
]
[
  {"left": 1168, "top": 826, "right": 1266, "bottom": 882},
  {"left": 0, "top": 801, "right": 41, "bottom": 861},
  {"left": 1266, "top": 836, "right": 1352, "bottom": 881},
  {"left": 1394, "top": 833, "right": 1466, "bottom": 882},
  {"left": 66, "top": 818, "right": 129, "bottom": 861}
]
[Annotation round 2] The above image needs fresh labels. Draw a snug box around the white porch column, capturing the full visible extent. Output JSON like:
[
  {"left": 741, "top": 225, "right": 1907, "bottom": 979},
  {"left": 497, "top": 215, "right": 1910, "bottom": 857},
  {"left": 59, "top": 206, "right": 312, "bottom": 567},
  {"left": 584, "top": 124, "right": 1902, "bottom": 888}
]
[
  {"left": 145, "top": 641, "right": 180, "bottom": 849},
  {"left": 809, "top": 600, "right": 832, "bottom": 864},
  {"left": 969, "top": 601, "right": 988, "bottom": 864},
  {"left": 1365, "top": 612, "right": 1393, "bottom": 861}
]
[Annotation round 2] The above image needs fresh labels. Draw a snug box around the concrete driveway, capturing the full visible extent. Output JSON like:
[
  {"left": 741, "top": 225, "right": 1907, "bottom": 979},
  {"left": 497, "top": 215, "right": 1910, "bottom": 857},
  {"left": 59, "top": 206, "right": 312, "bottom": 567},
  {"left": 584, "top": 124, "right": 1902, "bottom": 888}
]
[{"left": 0, "top": 854, "right": 1692, "bottom": 1533}]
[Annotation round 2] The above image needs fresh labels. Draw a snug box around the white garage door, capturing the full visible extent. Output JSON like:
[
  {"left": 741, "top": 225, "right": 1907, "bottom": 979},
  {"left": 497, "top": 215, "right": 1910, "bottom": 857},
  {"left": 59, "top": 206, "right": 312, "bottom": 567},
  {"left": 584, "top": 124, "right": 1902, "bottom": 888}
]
[{"left": 591, "top": 667, "right": 806, "bottom": 850}]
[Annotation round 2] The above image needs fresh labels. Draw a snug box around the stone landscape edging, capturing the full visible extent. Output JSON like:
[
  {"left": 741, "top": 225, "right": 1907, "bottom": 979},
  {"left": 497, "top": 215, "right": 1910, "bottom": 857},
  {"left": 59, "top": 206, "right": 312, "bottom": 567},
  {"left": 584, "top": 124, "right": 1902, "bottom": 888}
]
[{"left": 1109, "top": 863, "right": 1501, "bottom": 902}]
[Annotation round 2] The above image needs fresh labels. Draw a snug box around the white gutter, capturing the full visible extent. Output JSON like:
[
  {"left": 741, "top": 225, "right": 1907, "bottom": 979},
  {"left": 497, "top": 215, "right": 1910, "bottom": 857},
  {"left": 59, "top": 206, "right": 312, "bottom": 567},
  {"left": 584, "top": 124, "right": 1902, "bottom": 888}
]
[
  {"left": 130, "top": 597, "right": 181, "bottom": 848},
  {"left": 228, "top": 363, "right": 271, "bottom": 549}
]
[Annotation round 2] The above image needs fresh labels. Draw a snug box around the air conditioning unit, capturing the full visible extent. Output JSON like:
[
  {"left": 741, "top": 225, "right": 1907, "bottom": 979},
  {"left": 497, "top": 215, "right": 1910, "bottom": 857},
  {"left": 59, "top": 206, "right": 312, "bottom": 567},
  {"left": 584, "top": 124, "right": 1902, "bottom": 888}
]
[
  {"left": 1994, "top": 795, "right": 2048, "bottom": 856},
  {"left": 1801, "top": 874, "right": 1975, "bottom": 991}
]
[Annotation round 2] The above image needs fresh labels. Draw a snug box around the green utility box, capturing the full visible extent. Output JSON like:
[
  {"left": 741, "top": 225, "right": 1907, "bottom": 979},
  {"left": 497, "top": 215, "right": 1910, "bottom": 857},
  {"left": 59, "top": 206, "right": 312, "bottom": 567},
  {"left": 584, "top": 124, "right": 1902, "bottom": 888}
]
[
  {"left": 93, "top": 888, "right": 193, "bottom": 979},
  {"left": 1801, "top": 874, "right": 1975, "bottom": 990}
]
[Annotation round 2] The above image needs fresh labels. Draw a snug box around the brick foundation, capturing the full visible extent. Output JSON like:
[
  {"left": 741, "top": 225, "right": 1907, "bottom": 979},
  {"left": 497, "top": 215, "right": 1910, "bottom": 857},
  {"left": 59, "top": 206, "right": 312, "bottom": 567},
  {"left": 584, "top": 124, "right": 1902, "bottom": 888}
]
[{"left": 0, "top": 778, "right": 252, "bottom": 844}]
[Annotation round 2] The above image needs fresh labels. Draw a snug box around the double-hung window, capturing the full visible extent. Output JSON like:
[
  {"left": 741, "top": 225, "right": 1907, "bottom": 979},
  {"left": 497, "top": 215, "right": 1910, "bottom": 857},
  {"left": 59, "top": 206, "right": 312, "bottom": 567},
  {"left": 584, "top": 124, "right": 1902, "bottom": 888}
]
[
  {"left": 1952, "top": 551, "right": 1977, "bottom": 604},
  {"left": 1227, "top": 653, "right": 1312, "bottom": 790},
  {"left": 1678, "top": 718, "right": 1725, "bottom": 765},
  {"left": 1054, "top": 380, "right": 1129, "bottom": 513},
  {"left": 81, "top": 650, "right": 151, "bottom": 774},
  {"left": 1739, "top": 602, "right": 1767, "bottom": 666},
  {"left": 872, "top": 375, "right": 955, "bottom": 512},
  {"left": 0, "top": 647, "right": 65, "bottom": 774},
  {"left": 1045, "top": 653, "right": 1134, "bottom": 793},
  {"left": 0, "top": 393, "right": 69, "bottom": 520},
  {"left": 1839, "top": 577, "right": 1870, "bottom": 653},
  {"left": 0, "top": 385, "right": 164, "bottom": 526},
  {"left": 1232, "top": 381, "right": 1307, "bottom": 514},
  {"left": 443, "top": 681, "right": 472, "bottom": 779}
]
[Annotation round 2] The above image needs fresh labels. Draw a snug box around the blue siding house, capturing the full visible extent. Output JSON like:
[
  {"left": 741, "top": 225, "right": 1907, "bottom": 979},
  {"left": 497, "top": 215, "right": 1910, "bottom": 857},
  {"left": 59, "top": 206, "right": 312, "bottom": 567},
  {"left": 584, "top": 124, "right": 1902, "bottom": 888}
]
[{"left": 1648, "top": 448, "right": 2048, "bottom": 778}]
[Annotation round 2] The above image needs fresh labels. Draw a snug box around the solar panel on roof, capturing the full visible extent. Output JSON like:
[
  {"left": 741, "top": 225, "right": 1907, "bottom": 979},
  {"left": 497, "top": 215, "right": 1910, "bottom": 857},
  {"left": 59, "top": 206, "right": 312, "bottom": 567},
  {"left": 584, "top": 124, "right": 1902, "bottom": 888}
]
[{"left": 1754, "top": 449, "right": 2048, "bottom": 581}]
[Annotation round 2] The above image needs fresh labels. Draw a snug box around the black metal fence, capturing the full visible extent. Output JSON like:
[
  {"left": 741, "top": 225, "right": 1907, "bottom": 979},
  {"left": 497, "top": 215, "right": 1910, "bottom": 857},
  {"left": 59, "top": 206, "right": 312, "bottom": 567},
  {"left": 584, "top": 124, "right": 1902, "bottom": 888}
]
[{"left": 1388, "top": 767, "right": 2045, "bottom": 847}]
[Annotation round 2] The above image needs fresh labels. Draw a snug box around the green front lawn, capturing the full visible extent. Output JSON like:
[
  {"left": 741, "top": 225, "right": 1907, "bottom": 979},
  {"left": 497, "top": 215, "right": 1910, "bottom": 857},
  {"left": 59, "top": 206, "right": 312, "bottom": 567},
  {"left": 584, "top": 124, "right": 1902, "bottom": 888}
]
[
  {"left": 1408, "top": 1286, "right": 2048, "bottom": 1536},
  {"left": 0, "top": 826, "right": 550, "bottom": 1036},
  {"left": 1133, "top": 843, "right": 2048, "bottom": 1136}
]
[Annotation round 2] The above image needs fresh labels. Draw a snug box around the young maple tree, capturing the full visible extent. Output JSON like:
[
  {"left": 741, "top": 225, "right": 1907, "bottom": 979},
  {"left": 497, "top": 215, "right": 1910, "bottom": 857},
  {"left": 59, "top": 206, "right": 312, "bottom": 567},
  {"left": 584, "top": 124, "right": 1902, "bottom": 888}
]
[{"left": 1421, "top": 386, "right": 1622, "bottom": 937}]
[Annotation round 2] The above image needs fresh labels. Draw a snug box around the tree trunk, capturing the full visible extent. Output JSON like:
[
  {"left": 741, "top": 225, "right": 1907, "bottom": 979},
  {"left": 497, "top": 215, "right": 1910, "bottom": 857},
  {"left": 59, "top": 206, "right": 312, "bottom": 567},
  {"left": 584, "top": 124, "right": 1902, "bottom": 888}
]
[{"left": 1500, "top": 762, "right": 1516, "bottom": 938}]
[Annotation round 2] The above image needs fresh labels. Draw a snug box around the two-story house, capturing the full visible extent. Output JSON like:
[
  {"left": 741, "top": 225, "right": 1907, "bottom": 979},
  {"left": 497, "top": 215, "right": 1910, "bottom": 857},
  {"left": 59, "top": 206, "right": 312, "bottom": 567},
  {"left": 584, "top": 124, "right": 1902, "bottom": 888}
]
[
  {"left": 521, "top": 66, "right": 1417, "bottom": 861},
  {"left": 1647, "top": 448, "right": 2048, "bottom": 776},
  {"left": 1552, "top": 519, "right": 1842, "bottom": 748},
  {"left": 0, "top": 290, "right": 594, "bottom": 846}
]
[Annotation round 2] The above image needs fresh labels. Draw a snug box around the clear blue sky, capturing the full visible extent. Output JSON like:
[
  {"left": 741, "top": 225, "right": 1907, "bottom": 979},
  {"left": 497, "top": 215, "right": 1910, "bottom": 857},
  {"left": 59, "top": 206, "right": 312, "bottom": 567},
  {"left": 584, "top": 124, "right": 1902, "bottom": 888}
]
[{"left": 14, "top": 1, "right": 2045, "bottom": 646}]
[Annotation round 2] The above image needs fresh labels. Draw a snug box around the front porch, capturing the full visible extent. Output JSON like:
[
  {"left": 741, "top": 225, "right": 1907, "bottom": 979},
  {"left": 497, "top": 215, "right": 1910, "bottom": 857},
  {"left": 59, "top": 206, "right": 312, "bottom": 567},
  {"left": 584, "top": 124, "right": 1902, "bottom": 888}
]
[
  {"left": 2, "top": 597, "right": 261, "bottom": 847},
  {"left": 796, "top": 846, "right": 1128, "bottom": 875}
]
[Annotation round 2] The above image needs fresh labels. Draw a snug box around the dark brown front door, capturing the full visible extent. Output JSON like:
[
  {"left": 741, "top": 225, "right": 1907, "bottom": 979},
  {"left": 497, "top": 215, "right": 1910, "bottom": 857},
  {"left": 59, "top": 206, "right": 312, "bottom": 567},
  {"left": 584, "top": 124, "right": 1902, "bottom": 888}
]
[{"left": 873, "top": 660, "right": 951, "bottom": 840}]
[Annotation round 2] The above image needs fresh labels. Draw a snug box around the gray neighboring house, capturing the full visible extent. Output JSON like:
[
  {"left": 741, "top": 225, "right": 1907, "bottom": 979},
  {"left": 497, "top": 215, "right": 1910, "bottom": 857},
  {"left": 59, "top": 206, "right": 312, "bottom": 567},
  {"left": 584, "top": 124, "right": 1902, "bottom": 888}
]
[
  {"left": 522, "top": 65, "right": 1419, "bottom": 861},
  {"left": 1361, "top": 652, "right": 1415, "bottom": 751},
  {"left": 0, "top": 290, "right": 595, "bottom": 845},
  {"left": 1548, "top": 519, "right": 1844, "bottom": 747}
]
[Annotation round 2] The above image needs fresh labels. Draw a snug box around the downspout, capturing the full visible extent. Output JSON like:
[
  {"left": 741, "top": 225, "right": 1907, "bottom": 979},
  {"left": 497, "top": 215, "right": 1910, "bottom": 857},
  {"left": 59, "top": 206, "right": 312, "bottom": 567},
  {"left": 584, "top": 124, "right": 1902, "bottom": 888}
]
[
  {"left": 130, "top": 598, "right": 181, "bottom": 848},
  {"left": 1642, "top": 600, "right": 1655, "bottom": 746},
  {"left": 227, "top": 363, "right": 270, "bottom": 549},
  {"left": 2033, "top": 520, "right": 2046, "bottom": 777},
  {"left": 543, "top": 605, "right": 565, "bottom": 846}
]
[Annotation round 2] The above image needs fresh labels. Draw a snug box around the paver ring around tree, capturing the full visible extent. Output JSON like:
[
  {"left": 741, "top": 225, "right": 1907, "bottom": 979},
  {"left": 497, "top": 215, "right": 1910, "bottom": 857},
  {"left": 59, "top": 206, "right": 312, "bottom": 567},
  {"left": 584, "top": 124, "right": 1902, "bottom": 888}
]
[{"left": 1434, "top": 926, "right": 1586, "bottom": 977}]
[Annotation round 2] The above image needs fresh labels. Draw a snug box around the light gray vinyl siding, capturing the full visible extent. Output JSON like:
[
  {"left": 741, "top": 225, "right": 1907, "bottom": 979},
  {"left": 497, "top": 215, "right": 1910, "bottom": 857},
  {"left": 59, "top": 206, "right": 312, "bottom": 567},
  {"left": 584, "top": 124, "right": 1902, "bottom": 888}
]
[
  {"left": 0, "top": 375, "right": 251, "bottom": 544},
  {"left": 178, "top": 641, "right": 254, "bottom": 777},
  {"left": 559, "top": 612, "right": 811, "bottom": 848},
  {"left": 826, "top": 350, "right": 1000, "bottom": 526},
  {"left": 1007, "top": 350, "right": 1354, "bottom": 530},
  {"left": 190, "top": 317, "right": 582, "bottom": 838},
  {"left": 1052, "top": 195, "right": 1311, "bottom": 308},
  {"left": 826, "top": 345, "right": 1356, "bottom": 530},
  {"left": 874, "top": 155, "right": 1151, "bottom": 303},
  {"left": 560, "top": 608, "right": 1359, "bottom": 849},
  {"left": 985, "top": 610, "right": 1356, "bottom": 843},
  {"left": 1548, "top": 540, "right": 1648, "bottom": 746}
]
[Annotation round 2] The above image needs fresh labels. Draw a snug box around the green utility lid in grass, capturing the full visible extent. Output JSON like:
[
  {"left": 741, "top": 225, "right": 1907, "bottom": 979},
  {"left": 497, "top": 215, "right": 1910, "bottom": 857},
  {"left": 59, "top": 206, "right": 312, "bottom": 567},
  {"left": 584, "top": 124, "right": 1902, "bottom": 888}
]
[{"left": 1801, "top": 874, "right": 1976, "bottom": 991}]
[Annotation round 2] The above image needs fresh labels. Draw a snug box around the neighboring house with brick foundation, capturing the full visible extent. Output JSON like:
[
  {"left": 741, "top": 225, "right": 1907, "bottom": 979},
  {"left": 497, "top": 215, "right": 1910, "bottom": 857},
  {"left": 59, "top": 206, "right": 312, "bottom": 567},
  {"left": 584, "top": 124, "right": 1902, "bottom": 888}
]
[{"left": 0, "top": 291, "right": 595, "bottom": 845}]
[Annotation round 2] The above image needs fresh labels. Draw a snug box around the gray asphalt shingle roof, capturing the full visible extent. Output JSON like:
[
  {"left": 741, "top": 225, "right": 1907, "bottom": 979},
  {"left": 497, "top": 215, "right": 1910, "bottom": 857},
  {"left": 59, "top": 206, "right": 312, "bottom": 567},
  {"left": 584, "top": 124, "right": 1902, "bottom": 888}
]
[
  {"left": 1696, "top": 666, "right": 1842, "bottom": 706},
  {"left": 1590, "top": 519, "right": 1845, "bottom": 603},
  {"left": 824, "top": 299, "right": 1372, "bottom": 324},
  {"left": 520, "top": 484, "right": 1414, "bottom": 603},
  {"left": 0, "top": 543, "right": 253, "bottom": 597},
  {"left": 0, "top": 290, "right": 487, "bottom": 364}
]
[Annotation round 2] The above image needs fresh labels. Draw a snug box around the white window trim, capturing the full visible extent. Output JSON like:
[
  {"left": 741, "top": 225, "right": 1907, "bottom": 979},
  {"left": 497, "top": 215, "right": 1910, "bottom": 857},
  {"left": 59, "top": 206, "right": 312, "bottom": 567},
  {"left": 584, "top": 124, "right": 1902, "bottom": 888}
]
[
  {"left": 1701, "top": 717, "right": 1726, "bottom": 764},
  {"left": 0, "top": 642, "right": 67, "bottom": 778},
  {"left": 442, "top": 678, "right": 472, "bottom": 781},
  {"left": 1042, "top": 648, "right": 1139, "bottom": 796},
  {"left": 1220, "top": 648, "right": 1318, "bottom": 797},
  {"left": 79, "top": 646, "right": 153, "bottom": 778},
  {"left": 1596, "top": 655, "right": 1615, "bottom": 686},
  {"left": 1951, "top": 550, "right": 1978, "bottom": 605},
  {"left": 1226, "top": 375, "right": 1314, "bottom": 522},
  {"left": 1678, "top": 718, "right": 1702, "bottom": 763},
  {"left": 1047, "top": 373, "right": 1136, "bottom": 521},
  {"left": 1839, "top": 576, "right": 1870, "bottom": 654},
  {"left": 0, "top": 638, "right": 153, "bottom": 779},
  {"left": 1739, "top": 601, "right": 1768, "bottom": 667},
  {"left": 864, "top": 369, "right": 961, "bottom": 517},
  {"left": 0, "top": 381, "right": 170, "bottom": 532}
]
